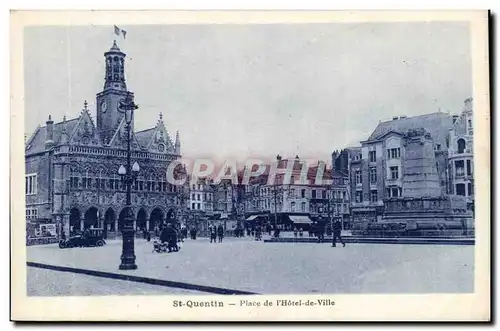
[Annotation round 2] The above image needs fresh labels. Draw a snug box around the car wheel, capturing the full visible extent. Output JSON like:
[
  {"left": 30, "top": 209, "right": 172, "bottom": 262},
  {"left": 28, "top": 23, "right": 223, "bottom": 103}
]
[
  {"left": 96, "top": 240, "right": 105, "bottom": 247},
  {"left": 58, "top": 241, "right": 66, "bottom": 249}
]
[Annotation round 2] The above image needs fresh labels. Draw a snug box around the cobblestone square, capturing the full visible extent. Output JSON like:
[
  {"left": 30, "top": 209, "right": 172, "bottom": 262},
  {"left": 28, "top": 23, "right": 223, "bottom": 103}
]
[{"left": 27, "top": 237, "right": 474, "bottom": 295}]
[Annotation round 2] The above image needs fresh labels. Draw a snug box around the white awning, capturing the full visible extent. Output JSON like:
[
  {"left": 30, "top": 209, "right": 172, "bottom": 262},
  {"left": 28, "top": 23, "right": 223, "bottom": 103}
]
[
  {"left": 246, "top": 215, "right": 259, "bottom": 221},
  {"left": 289, "top": 215, "right": 313, "bottom": 224}
]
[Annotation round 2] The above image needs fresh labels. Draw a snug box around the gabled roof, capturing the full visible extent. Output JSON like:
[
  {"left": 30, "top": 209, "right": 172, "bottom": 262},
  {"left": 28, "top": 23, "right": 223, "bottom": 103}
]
[
  {"left": 135, "top": 128, "right": 155, "bottom": 147},
  {"left": 367, "top": 112, "right": 453, "bottom": 146},
  {"left": 25, "top": 118, "right": 79, "bottom": 155}
]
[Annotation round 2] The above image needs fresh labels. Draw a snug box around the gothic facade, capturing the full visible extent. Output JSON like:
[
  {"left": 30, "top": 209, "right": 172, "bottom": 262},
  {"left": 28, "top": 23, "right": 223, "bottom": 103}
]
[{"left": 25, "top": 41, "right": 183, "bottom": 239}]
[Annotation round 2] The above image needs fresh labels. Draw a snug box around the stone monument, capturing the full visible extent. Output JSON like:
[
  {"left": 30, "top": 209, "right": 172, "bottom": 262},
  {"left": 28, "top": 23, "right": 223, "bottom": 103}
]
[{"left": 381, "top": 128, "right": 472, "bottom": 236}]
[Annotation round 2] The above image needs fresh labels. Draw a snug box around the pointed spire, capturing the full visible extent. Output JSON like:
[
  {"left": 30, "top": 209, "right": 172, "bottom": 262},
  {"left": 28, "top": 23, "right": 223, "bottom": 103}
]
[
  {"left": 175, "top": 130, "right": 181, "bottom": 154},
  {"left": 83, "top": 100, "right": 88, "bottom": 111},
  {"left": 110, "top": 40, "right": 121, "bottom": 52},
  {"left": 159, "top": 112, "right": 163, "bottom": 122}
]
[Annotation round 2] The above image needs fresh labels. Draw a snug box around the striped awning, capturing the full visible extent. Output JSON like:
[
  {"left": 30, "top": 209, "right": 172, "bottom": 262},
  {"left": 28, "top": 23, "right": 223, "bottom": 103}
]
[{"left": 289, "top": 215, "right": 313, "bottom": 224}]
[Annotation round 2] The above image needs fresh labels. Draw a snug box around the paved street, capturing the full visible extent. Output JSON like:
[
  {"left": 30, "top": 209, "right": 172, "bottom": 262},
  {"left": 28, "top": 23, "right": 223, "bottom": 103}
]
[
  {"left": 27, "top": 237, "right": 474, "bottom": 295},
  {"left": 27, "top": 267, "right": 200, "bottom": 296}
]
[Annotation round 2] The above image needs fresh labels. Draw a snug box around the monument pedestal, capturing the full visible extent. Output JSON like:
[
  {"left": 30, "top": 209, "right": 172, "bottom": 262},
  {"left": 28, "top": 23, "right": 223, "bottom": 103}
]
[{"left": 382, "top": 195, "right": 472, "bottom": 236}]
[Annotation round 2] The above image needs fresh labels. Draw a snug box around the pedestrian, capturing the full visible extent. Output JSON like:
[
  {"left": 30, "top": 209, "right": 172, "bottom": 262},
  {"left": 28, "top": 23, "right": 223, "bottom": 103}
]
[
  {"left": 317, "top": 222, "right": 325, "bottom": 243},
  {"left": 217, "top": 224, "right": 224, "bottom": 243},
  {"left": 332, "top": 220, "right": 346, "bottom": 247},
  {"left": 299, "top": 227, "right": 304, "bottom": 238},
  {"left": 293, "top": 227, "right": 298, "bottom": 238},
  {"left": 210, "top": 224, "right": 217, "bottom": 243},
  {"left": 166, "top": 224, "right": 179, "bottom": 252}
]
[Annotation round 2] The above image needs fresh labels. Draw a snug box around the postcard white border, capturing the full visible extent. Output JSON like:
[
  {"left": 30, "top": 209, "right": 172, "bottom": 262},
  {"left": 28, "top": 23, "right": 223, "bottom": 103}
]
[{"left": 10, "top": 10, "right": 490, "bottom": 321}]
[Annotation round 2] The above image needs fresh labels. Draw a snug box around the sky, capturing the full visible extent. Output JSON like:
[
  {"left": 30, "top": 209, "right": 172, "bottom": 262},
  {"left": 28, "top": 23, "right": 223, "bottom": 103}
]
[{"left": 24, "top": 22, "right": 472, "bottom": 163}]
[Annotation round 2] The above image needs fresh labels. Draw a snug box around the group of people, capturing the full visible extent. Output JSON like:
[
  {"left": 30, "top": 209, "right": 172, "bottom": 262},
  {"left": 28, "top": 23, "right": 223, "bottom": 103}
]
[
  {"left": 209, "top": 224, "right": 225, "bottom": 243},
  {"left": 293, "top": 220, "right": 345, "bottom": 247}
]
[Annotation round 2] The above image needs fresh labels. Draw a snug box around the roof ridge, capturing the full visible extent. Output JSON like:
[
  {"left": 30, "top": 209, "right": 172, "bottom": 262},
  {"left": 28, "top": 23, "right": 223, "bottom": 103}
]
[
  {"left": 378, "top": 111, "right": 447, "bottom": 125},
  {"left": 37, "top": 117, "right": 80, "bottom": 129},
  {"left": 135, "top": 127, "right": 156, "bottom": 134}
]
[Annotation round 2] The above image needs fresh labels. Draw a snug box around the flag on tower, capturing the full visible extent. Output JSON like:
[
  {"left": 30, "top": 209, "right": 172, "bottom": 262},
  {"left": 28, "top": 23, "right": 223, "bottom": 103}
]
[{"left": 114, "top": 25, "right": 127, "bottom": 39}]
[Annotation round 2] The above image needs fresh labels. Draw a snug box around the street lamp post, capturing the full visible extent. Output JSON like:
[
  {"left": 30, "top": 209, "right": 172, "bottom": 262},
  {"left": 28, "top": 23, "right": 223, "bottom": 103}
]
[{"left": 117, "top": 92, "right": 139, "bottom": 270}]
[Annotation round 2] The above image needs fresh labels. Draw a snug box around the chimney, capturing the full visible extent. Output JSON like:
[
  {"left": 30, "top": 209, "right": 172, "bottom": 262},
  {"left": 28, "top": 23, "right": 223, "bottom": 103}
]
[
  {"left": 45, "top": 115, "right": 54, "bottom": 149},
  {"left": 60, "top": 115, "right": 69, "bottom": 144},
  {"left": 392, "top": 116, "right": 399, "bottom": 120}
]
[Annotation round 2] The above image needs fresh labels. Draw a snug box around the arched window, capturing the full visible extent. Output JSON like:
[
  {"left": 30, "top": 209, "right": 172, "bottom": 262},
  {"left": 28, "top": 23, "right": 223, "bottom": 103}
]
[
  {"left": 457, "top": 139, "right": 466, "bottom": 154},
  {"left": 301, "top": 202, "right": 306, "bottom": 212},
  {"left": 291, "top": 202, "right": 296, "bottom": 212}
]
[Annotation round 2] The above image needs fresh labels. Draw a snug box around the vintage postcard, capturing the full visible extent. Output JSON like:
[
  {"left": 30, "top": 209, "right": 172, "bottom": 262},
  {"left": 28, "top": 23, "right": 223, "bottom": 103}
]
[{"left": 11, "top": 10, "right": 490, "bottom": 321}]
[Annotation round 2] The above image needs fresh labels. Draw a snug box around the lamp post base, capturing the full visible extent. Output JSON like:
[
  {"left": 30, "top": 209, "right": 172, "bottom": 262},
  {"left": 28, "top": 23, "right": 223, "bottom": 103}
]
[
  {"left": 119, "top": 262, "right": 138, "bottom": 270},
  {"left": 119, "top": 226, "right": 137, "bottom": 270}
]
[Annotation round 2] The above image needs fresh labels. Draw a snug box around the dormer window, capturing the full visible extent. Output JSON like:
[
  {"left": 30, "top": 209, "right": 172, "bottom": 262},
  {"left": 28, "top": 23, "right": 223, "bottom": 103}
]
[{"left": 457, "top": 139, "right": 466, "bottom": 154}]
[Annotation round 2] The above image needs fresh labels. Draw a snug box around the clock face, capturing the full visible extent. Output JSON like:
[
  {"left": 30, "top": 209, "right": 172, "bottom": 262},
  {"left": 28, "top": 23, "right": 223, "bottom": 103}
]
[{"left": 101, "top": 100, "right": 107, "bottom": 113}]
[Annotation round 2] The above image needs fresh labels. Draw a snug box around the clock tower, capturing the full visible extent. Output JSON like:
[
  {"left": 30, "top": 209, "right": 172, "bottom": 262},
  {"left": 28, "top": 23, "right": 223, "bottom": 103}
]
[{"left": 96, "top": 41, "right": 135, "bottom": 144}]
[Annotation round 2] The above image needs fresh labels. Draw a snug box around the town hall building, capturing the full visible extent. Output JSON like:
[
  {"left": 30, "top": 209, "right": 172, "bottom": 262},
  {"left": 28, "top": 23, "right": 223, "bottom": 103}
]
[{"left": 25, "top": 41, "right": 183, "bottom": 240}]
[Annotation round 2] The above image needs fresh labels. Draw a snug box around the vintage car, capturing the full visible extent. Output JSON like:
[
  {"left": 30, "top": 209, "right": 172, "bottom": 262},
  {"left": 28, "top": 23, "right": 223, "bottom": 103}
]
[{"left": 59, "top": 228, "right": 106, "bottom": 249}]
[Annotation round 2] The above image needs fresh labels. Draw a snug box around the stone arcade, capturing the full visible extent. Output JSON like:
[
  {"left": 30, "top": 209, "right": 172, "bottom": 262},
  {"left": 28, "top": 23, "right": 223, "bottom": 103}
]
[{"left": 25, "top": 41, "right": 183, "bottom": 240}]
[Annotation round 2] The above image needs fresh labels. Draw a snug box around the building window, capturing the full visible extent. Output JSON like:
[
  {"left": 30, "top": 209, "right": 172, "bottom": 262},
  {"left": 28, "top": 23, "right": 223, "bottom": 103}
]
[
  {"left": 312, "top": 190, "right": 316, "bottom": 199},
  {"left": 390, "top": 166, "right": 399, "bottom": 179},
  {"left": 369, "top": 150, "right": 376, "bottom": 162},
  {"left": 456, "top": 183, "right": 466, "bottom": 196},
  {"left": 192, "top": 184, "right": 196, "bottom": 190},
  {"left": 467, "top": 160, "right": 472, "bottom": 176},
  {"left": 435, "top": 144, "right": 441, "bottom": 151},
  {"left": 369, "top": 167, "right": 377, "bottom": 183},
  {"left": 197, "top": 194, "right": 201, "bottom": 201},
  {"left": 191, "top": 193, "right": 195, "bottom": 200},
  {"left": 301, "top": 189, "right": 306, "bottom": 198},
  {"left": 468, "top": 119, "right": 472, "bottom": 130},
  {"left": 291, "top": 202, "right": 296, "bottom": 212},
  {"left": 355, "top": 170, "right": 362, "bottom": 184},
  {"left": 80, "top": 171, "right": 90, "bottom": 189},
  {"left": 290, "top": 189, "right": 295, "bottom": 198},
  {"left": 301, "top": 202, "right": 306, "bottom": 212},
  {"left": 109, "top": 174, "right": 119, "bottom": 190},
  {"left": 26, "top": 208, "right": 38, "bottom": 220},
  {"left": 455, "top": 160, "right": 465, "bottom": 177},
  {"left": 370, "top": 190, "right": 378, "bottom": 202},
  {"left": 457, "top": 139, "right": 466, "bottom": 154},
  {"left": 355, "top": 191, "right": 362, "bottom": 203},
  {"left": 387, "top": 148, "right": 401, "bottom": 159},
  {"left": 322, "top": 190, "right": 326, "bottom": 199},
  {"left": 191, "top": 203, "right": 195, "bottom": 210},
  {"left": 197, "top": 203, "right": 201, "bottom": 210},
  {"left": 70, "top": 169, "right": 79, "bottom": 189},
  {"left": 468, "top": 182, "right": 472, "bottom": 195}
]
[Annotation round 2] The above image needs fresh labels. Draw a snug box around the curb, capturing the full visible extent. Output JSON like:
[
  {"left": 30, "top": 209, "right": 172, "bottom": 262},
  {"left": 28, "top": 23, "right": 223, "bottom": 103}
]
[
  {"left": 264, "top": 238, "right": 475, "bottom": 245},
  {"left": 27, "top": 262, "right": 257, "bottom": 295}
]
